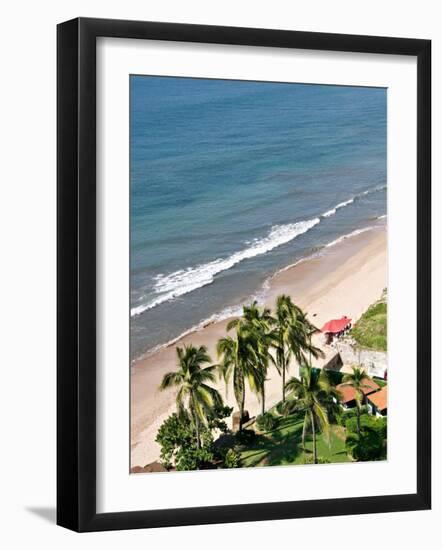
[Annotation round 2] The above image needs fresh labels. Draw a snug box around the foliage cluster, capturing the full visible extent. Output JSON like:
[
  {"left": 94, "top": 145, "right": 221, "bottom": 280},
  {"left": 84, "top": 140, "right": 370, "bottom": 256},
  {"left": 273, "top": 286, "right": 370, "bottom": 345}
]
[
  {"left": 339, "top": 404, "right": 370, "bottom": 425},
  {"left": 256, "top": 412, "right": 278, "bottom": 432},
  {"left": 351, "top": 300, "right": 387, "bottom": 351},
  {"left": 156, "top": 404, "right": 232, "bottom": 471},
  {"left": 345, "top": 414, "right": 387, "bottom": 461},
  {"left": 155, "top": 294, "right": 388, "bottom": 470}
]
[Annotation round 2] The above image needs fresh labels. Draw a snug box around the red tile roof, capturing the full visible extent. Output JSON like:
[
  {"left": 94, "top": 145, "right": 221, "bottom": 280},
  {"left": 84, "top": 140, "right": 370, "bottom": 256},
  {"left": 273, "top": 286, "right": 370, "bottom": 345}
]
[
  {"left": 321, "top": 316, "right": 352, "bottom": 334},
  {"left": 368, "top": 386, "right": 388, "bottom": 412},
  {"left": 336, "top": 378, "right": 380, "bottom": 404}
]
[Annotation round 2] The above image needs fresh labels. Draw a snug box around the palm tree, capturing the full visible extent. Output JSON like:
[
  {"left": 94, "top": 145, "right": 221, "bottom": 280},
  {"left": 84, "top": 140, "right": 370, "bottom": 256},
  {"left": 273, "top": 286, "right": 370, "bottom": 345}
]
[
  {"left": 340, "top": 366, "right": 373, "bottom": 437},
  {"left": 159, "top": 344, "right": 222, "bottom": 449},
  {"left": 242, "top": 301, "right": 274, "bottom": 415},
  {"left": 217, "top": 320, "right": 263, "bottom": 431},
  {"left": 283, "top": 366, "right": 338, "bottom": 464},
  {"left": 272, "top": 295, "right": 324, "bottom": 403},
  {"left": 297, "top": 309, "right": 322, "bottom": 367}
]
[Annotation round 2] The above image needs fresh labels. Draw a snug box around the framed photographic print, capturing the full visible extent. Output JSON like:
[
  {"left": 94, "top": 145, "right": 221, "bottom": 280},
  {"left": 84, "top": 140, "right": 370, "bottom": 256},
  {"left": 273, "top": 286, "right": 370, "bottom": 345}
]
[{"left": 57, "top": 17, "right": 431, "bottom": 532}]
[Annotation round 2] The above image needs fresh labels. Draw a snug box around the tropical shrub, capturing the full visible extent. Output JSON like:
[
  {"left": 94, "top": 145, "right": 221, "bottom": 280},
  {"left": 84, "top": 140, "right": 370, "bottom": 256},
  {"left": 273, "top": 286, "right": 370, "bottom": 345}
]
[
  {"left": 345, "top": 414, "right": 387, "bottom": 461},
  {"left": 156, "top": 403, "right": 234, "bottom": 470},
  {"left": 175, "top": 445, "right": 215, "bottom": 471},
  {"left": 155, "top": 413, "right": 214, "bottom": 470},
  {"left": 339, "top": 405, "right": 370, "bottom": 425},
  {"left": 275, "top": 401, "right": 285, "bottom": 416},
  {"left": 206, "top": 403, "right": 233, "bottom": 433},
  {"left": 256, "top": 412, "right": 278, "bottom": 432},
  {"left": 235, "top": 428, "right": 256, "bottom": 445},
  {"left": 222, "top": 448, "right": 241, "bottom": 469}
]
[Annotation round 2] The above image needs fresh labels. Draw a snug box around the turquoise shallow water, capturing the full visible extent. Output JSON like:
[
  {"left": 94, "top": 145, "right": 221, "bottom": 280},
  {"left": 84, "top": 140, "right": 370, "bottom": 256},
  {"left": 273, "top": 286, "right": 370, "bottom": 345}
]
[{"left": 130, "top": 76, "right": 386, "bottom": 360}]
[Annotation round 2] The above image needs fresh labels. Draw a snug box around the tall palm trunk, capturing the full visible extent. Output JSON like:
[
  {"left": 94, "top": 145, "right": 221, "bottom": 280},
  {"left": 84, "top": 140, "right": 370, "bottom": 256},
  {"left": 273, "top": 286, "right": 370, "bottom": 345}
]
[
  {"left": 195, "top": 416, "right": 201, "bottom": 449},
  {"left": 239, "top": 380, "right": 245, "bottom": 431},
  {"left": 191, "top": 396, "right": 201, "bottom": 449},
  {"left": 355, "top": 391, "right": 363, "bottom": 437},
  {"left": 356, "top": 403, "right": 361, "bottom": 437},
  {"left": 235, "top": 371, "right": 246, "bottom": 432},
  {"left": 261, "top": 382, "right": 265, "bottom": 416},
  {"left": 281, "top": 354, "right": 288, "bottom": 403},
  {"left": 310, "top": 409, "right": 317, "bottom": 464},
  {"left": 301, "top": 415, "right": 307, "bottom": 452}
]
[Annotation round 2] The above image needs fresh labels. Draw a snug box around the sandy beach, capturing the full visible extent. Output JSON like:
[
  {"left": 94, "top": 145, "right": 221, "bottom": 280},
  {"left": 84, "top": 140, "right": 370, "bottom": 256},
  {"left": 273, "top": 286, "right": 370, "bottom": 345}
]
[{"left": 131, "top": 224, "right": 387, "bottom": 468}]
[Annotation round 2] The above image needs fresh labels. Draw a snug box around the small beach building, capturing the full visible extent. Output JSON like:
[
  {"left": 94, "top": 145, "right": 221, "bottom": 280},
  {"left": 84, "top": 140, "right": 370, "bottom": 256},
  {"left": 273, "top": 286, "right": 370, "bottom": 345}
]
[
  {"left": 336, "top": 378, "right": 380, "bottom": 409},
  {"left": 321, "top": 316, "right": 352, "bottom": 344},
  {"left": 367, "top": 386, "right": 388, "bottom": 416}
]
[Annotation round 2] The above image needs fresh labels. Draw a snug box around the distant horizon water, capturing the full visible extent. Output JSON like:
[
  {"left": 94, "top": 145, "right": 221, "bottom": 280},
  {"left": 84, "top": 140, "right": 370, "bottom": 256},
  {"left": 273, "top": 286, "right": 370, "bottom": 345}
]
[{"left": 130, "top": 76, "right": 387, "bottom": 361}]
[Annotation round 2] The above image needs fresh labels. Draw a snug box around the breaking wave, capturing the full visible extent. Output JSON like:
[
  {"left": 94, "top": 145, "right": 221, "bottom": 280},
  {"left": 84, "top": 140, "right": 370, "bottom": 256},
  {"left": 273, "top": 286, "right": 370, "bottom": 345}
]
[
  {"left": 324, "top": 227, "right": 374, "bottom": 248},
  {"left": 131, "top": 217, "right": 320, "bottom": 316},
  {"left": 131, "top": 184, "right": 386, "bottom": 317},
  {"left": 322, "top": 197, "right": 354, "bottom": 218},
  {"left": 321, "top": 184, "right": 386, "bottom": 219}
]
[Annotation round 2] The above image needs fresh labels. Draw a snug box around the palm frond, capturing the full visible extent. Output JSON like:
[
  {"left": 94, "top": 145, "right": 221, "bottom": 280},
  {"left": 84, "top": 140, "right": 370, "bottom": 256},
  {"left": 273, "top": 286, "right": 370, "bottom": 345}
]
[{"left": 159, "top": 371, "right": 184, "bottom": 391}]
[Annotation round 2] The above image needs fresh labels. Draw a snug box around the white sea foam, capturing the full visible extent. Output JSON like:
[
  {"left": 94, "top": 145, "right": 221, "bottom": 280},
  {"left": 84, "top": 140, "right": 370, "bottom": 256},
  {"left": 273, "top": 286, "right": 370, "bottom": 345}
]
[
  {"left": 134, "top": 223, "right": 382, "bottom": 360},
  {"left": 134, "top": 296, "right": 266, "bottom": 361},
  {"left": 322, "top": 197, "right": 354, "bottom": 218},
  {"left": 130, "top": 217, "right": 320, "bottom": 317},
  {"left": 133, "top": 304, "right": 244, "bottom": 361},
  {"left": 361, "top": 184, "right": 387, "bottom": 196},
  {"left": 131, "top": 184, "right": 387, "bottom": 317},
  {"left": 321, "top": 184, "right": 386, "bottom": 219},
  {"left": 324, "top": 226, "right": 374, "bottom": 248}
]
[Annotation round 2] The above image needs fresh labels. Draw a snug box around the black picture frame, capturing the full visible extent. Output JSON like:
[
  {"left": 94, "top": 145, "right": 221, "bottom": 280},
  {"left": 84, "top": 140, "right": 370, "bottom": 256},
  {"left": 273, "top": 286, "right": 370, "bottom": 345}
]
[{"left": 57, "top": 17, "right": 431, "bottom": 532}]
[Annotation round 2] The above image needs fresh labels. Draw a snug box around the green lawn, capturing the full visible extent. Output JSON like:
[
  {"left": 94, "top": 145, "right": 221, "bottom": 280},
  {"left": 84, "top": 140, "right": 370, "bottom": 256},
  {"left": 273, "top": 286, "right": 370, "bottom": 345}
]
[
  {"left": 351, "top": 299, "right": 387, "bottom": 351},
  {"left": 238, "top": 413, "right": 351, "bottom": 468}
]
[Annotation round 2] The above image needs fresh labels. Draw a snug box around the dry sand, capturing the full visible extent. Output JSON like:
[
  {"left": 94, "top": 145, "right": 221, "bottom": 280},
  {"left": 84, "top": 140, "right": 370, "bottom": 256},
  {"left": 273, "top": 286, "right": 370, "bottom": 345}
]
[{"left": 131, "top": 225, "right": 387, "bottom": 468}]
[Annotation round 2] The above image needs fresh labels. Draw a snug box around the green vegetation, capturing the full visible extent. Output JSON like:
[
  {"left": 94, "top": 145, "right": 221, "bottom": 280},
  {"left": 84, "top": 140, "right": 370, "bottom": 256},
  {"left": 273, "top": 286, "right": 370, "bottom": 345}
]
[
  {"left": 281, "top": 366, "right": 340, "bottom": 464},
  {"left": 155, "top": 404, "right": 233, "bottom": 470},
  {"left": 351, "top": 299, "right": 387, "bottom": 351},
  {"left": 217, "top": 318, "right": 264, "bottom": 432},
  {"left": 256, "top": 412, "right": 278, "bottom": 432},
  {"left": 241, "top": 302, "right": 274, "bottom": 414},
  {"left": 222, "top": 448, "right": 241, "bottom": 468},
  {"left": 155, "top": 412, "right": 213, "bottom": 471},
  {"left": 339, "top": 404, "right": 370, "bottom": 426},
  {"left": 239, "top": 412, "right": 350, "bottom": 467},
  {"left": 159, "top": 344, "right": 223, "bottom": 449},
  {"left": 271, "top": 295, "right": 324, "bottom": 403},
  {"left": 345, "top": 414, "right": 387, "bottom": 461},
  {"left": 155, "top": 294, "right": 387, "bottom": 471},
  {"left": 341, "top": 366, "right": 375, "bottom": 436}
]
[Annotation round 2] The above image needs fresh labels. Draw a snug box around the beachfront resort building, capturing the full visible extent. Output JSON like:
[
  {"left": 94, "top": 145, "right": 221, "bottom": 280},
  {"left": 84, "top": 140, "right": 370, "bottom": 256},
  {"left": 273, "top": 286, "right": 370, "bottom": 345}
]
[
  {"left": 367, "top": 386, "right": 388, "bottom": 416},
  {"left": 335, "top": 379, "right": 380, "bottom": 409}
]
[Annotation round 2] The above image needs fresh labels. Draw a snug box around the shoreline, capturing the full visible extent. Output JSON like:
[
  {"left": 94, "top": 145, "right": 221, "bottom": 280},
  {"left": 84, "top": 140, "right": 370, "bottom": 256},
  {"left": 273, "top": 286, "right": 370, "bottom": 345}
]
[
  {"left": 131, "top": 221, "right": 384, "bottom": 364},
  {"left": 131, "top": 223, "right": 387, "bottom": 468}
]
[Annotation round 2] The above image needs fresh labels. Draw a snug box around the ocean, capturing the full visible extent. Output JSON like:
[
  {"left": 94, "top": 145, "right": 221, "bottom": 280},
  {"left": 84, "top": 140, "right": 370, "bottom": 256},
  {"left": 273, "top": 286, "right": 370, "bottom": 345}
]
[{"left": 130, "top": 76, "right": 387, "bottom": 361}]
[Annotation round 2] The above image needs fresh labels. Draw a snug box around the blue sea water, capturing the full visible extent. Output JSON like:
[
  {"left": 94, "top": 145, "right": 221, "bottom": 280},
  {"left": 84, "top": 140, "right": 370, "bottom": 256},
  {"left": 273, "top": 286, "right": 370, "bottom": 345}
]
[{"left": 130, "top": 76, "right": 386, "bottom": 361}]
